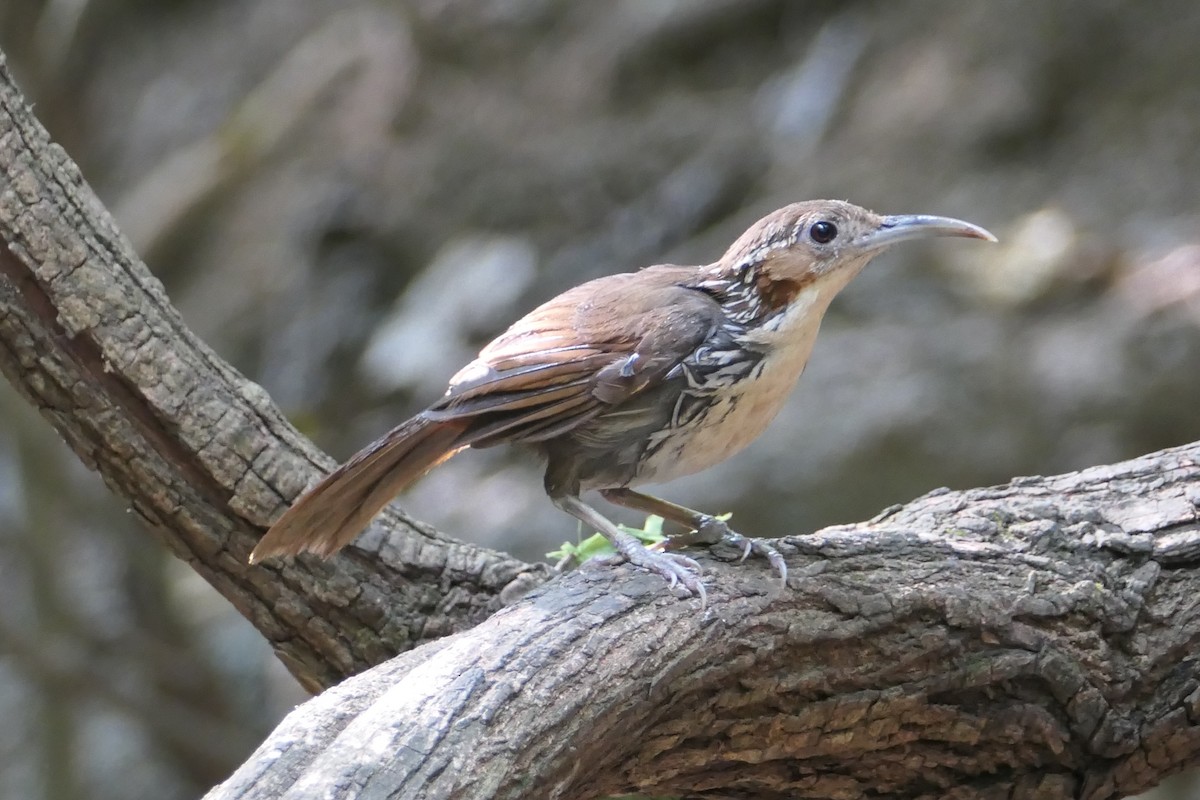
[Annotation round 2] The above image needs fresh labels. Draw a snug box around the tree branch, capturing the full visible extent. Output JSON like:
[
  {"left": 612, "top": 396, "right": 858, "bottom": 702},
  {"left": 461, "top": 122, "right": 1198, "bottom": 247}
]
[
  {"left": 0, "top": 52, "right": 545, "bottom": 693},
  {"left": 210, "top": 444, "right": 1200, "bottom": 800}
]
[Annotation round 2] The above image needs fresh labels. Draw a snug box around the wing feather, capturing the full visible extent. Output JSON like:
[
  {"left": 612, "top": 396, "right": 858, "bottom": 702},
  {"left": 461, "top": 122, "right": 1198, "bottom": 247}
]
[
  {"left": 426, "top": 266, "right": 724, "bottom": 447},
  {"left": 467, "top": 395, "right": 601, "bottom": 447}
]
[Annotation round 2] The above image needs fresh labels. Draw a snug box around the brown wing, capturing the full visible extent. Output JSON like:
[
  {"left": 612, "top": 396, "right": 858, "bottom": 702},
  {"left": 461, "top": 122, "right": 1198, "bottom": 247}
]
[{"left": 425, "top": 265, "right": 724, "bottom": 448}]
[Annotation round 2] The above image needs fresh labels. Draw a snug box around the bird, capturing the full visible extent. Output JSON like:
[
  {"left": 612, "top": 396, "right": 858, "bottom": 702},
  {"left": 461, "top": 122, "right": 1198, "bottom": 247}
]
[{"left": 251, "top": 200, "right": 995, "bottom": 601}]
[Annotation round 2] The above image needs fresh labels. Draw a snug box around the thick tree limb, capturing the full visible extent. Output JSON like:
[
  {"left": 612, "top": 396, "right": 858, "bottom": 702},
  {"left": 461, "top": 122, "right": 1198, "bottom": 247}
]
[
  {"left": 0, "top": 53, "right": 545, "bottom": 693},
  {"left": 209, "top": 445, "right": 1200, "bottom": 799},
  {"left": 4, "top": 44, "right": 1200, "bottom": 800}
]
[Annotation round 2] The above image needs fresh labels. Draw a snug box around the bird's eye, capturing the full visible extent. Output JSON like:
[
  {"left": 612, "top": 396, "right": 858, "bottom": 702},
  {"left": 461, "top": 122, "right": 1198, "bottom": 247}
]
[{"left": 809, "top": 221, "right": 838, "bottom": 244}]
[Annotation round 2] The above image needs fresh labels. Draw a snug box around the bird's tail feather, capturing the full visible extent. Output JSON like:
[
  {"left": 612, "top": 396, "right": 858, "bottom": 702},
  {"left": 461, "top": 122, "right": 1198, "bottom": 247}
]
[{"left": 250, "top": 415, "right": 469, "bottom": 562}]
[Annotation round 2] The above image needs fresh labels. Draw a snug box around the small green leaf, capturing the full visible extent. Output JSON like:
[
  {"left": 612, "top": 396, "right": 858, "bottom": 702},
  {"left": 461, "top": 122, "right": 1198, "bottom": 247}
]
[
  {"left": 547, "top": 513, "right": 733, "bottom": 565},
  {"left": 547, "top": 515, "right": 669, "bottom": 563}
]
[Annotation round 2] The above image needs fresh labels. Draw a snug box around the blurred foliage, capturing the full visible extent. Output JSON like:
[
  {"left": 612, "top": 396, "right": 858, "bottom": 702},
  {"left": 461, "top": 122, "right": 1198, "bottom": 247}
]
[{"left": 3, "top": 1, "right": 1200, "bottom": 797}]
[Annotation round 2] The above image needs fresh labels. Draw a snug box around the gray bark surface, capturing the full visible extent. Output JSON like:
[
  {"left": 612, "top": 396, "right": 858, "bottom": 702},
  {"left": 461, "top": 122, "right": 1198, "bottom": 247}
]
[
  {"left": 0, "top": 54, "right": 545, "bottom": 694},
  {"left": 206, "top": 446, "right": 1200, "bottom": 800},
  {"left": 3, "top": 45, "right": 1200, "bottom": 800}
]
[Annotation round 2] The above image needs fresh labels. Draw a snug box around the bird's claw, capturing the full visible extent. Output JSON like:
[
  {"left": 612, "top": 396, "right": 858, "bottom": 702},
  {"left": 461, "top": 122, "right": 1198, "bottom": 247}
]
[
  {"left": 735, "top": 536, "right": 753, "bottom": 562},
  {"left": 618, "top": 545, "right": 707, "bottom": 607},
  {"left": 723, "top": 532, "right": 788, "bottom": 589},
  {"left": 664, "top": 516, "right": 788, "bottom": 590}
]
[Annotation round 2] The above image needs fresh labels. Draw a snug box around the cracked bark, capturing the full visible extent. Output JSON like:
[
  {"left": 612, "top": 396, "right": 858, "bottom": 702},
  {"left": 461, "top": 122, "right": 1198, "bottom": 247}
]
[
  {"left": 0, "top": 53, "right": 546, "bottom": 694},
  {"left": 205, "top": 447, "right": 1200, "bottom": 800},
  {"left": 2, "top": 48, "right": 1200, "bottom": 800}
]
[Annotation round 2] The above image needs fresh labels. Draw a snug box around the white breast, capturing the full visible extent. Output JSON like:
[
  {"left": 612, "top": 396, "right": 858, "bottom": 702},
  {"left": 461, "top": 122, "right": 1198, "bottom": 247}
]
[{"left": 632, "top": 283, "right": 839, "bottom": 486}]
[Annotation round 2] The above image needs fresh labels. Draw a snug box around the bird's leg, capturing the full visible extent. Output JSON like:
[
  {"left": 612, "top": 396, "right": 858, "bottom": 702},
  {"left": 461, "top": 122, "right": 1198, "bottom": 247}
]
[
  {"left": 552, "top": 494, "right": 707, "bottom": 606},
  {"left": 600, "top": 488, "right": 788, "bottom": 588}
]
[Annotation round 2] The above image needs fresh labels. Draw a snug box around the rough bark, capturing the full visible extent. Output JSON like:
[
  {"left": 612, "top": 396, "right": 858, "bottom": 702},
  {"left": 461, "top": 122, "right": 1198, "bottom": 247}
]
[
  {"left": 4, "top": 44, "right": 1200, "bottom": 800},
  {"left": 0, "top": 53, "right": 546, "bottom": 694},
  {"left": 207, "top": 446, "right": 1200, "bottom": 800}
]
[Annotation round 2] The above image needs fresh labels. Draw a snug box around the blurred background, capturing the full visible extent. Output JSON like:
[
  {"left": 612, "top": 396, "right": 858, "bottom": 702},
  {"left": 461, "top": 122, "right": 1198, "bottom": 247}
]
[{"left": 2, "top": 1, "right": 1199, "bottom": 798}]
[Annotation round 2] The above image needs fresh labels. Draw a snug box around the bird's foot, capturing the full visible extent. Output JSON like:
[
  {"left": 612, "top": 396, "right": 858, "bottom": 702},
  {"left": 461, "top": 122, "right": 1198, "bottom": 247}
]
[
  {"left": 664, "top": 516, "right": 788, "bottom": 589},
  {"left": 602, "top": 530, "right": 707, "bottom": 606}
]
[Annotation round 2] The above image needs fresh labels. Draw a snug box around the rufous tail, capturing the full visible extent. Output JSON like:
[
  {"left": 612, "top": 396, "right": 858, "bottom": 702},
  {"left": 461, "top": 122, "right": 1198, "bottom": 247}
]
[{"left": 250, "top": 415, "right": 469, "bottom": 562}]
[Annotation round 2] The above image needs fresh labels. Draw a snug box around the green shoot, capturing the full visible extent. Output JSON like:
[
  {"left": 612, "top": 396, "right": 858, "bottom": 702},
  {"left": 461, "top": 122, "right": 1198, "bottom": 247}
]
[
  {"left": 547, "top": 515, "right": 667, "bottom": 565},
  {"left": 547, "top": 512, "right": 732, "bottom": 567}
]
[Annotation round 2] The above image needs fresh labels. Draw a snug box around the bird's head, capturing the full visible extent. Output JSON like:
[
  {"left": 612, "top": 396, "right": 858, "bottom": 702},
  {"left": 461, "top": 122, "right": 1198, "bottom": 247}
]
[{"left": 719, "top": 199, "right": 996, "bottom": 291}]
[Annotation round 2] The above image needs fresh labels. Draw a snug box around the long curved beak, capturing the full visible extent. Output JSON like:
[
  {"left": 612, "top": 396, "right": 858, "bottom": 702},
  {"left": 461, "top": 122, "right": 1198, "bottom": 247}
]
[{"left": 860, "top": 214, "right": 997, "bottom": 250}]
